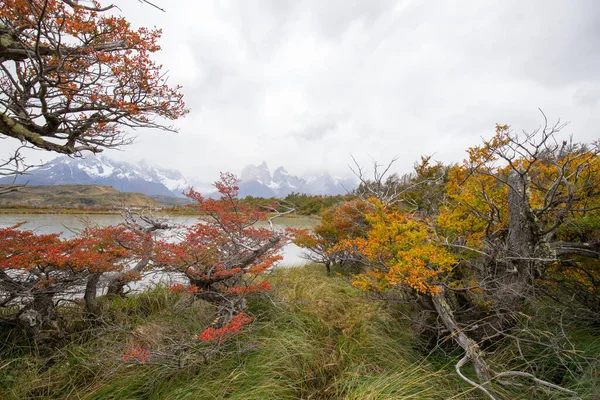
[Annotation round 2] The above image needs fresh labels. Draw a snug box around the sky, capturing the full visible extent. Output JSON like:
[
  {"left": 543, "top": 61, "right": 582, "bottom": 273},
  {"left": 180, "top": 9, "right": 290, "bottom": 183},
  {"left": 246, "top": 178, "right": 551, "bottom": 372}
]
[{"left": 7, "top": 0, "right": 600, "bottom": 183}]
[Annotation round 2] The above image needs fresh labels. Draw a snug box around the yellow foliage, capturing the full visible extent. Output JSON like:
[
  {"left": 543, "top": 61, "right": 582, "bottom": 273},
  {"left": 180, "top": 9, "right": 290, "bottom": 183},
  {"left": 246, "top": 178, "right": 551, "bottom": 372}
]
[{"left": 350, "top": 200, "right": 455, "bottom": 296}]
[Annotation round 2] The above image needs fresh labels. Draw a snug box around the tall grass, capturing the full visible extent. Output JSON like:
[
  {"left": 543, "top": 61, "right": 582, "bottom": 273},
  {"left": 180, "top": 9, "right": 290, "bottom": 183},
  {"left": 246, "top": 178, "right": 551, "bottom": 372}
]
[
  {"left": 0, "top": 265, "right": 471, "bottom": 399},
  {"left": 6, "top": 265, "right": 596, "bottom": 399}
]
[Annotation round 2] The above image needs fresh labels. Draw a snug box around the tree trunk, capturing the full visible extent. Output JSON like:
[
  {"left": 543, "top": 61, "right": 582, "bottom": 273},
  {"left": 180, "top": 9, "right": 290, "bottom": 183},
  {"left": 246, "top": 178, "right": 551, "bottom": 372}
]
[
  {"left": 493, "top": 170, "right": 541, "bottom": 310},
  {"left": 84, "top": 272, "right": 101, "bottom": 315},
  {"left": 432, "top": 290, "right": 492, "bottom": 383},
  {"left": 18, "top": 290, "right": 57, "bottom": 345},
  {"left": 106, "top": 257, "right": 150, "bottom": 297},
  {"left": 506, "top": 170, "right": 538, "bottom": 277}
]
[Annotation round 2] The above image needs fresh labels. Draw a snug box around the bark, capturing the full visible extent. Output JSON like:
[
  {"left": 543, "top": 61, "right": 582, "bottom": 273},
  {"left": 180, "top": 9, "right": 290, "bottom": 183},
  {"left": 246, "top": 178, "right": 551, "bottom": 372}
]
[
  {"left": 551, "top": 241, "right": 600, "bottom": 259},
  {"left": 1, "top": 25, "right": 128, "bottom": 63},
  {"left": 18, "top": 291, "right": 57, "bottom": 344},
  {"left": 432, "top": 290, "right": 492, "bottom": 383},
  {"left": 106, "top": 257, "right": 150, "bottom": 297},
  {"left": 506, "top": 170, "right": 538, "bottom": 278},
  {"left": 0, "top": 184, "right": 25, "bottom": 196},
  {"left": 232, "top": 236, "right": 282, "bottom": 269},
  {"left": 84, "top": 273, "right": 101, "bottom": 315},
  {"left": 492, "top": 170, "right": 542, "bottom": 310},
  {"left": 188, "top": 236, "right": 283, "bottom": 330}
]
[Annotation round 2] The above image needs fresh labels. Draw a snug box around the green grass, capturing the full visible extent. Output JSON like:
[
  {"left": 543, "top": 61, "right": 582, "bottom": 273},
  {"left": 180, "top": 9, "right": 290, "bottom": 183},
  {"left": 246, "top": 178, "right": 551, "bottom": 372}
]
[
  {"left": 1, "top": 265, "right": 596, "bottom": 399},
  {"left": 0, "top": 266, "right": 468, "bottom": 399}
]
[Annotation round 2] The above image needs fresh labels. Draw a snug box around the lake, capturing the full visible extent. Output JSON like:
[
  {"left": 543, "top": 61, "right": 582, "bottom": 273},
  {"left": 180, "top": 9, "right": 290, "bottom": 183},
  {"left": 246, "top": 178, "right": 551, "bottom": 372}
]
[{"left": 0, "top": 213, "right": 318, "bottom": 267}]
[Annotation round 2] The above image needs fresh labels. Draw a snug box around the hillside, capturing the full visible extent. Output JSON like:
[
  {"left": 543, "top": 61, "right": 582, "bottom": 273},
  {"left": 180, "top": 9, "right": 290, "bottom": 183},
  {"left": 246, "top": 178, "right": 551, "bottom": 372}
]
[
  {"left": 0, "top": 155, "right": 190, "bottom": 198},
  {"left": 0, "top": 185, "right": 161, "bottom": 209}
]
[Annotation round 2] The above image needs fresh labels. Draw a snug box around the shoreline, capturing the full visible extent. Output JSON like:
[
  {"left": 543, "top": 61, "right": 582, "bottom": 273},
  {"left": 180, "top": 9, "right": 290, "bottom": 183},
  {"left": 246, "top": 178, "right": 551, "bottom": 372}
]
[{"left": 0, "top": 208, "right": 320, "bottom": 220}]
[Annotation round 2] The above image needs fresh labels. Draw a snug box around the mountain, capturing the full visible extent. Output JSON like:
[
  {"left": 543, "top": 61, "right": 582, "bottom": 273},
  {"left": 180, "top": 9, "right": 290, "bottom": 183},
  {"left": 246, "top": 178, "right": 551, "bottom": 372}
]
[
  {"left": 238, "top": 161, "right": 356, "bottom": 198},
  {"left": 0, "top": 155, "right": 189, "bottom": 198},
  {"left": 0, "top": 184, "right": 161, "bottom": 209},
  {"left": 0, "top": 155, "right": 357, "bottom": 200}
]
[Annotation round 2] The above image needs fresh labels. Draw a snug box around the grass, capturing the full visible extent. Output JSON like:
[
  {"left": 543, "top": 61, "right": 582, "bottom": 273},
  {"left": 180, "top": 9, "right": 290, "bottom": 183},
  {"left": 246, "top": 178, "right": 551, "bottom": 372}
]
[
  {"left": 1, "top": 265, "right": 597, "bottom": 399},
  {"left": 0, "top": 266, "right": 467, "bottom": 399}
]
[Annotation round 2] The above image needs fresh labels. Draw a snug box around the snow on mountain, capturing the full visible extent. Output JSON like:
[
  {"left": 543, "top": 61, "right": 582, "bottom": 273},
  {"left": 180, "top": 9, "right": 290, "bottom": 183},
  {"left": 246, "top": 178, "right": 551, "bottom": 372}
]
[
  {"left": 0, "top": 155, "right": 357, "bottom": 199},
  {"left": 138, "top": 160, "right": 189, "bottom": 193},
  {"left": 0, "top": 155, "right": 191, "bottom": 198},
  {"left": 240, "top": 161, "right": 272, "bottom": 186},
  {"left": 238, "top": 161, "right": 356, "bottom": 197}
]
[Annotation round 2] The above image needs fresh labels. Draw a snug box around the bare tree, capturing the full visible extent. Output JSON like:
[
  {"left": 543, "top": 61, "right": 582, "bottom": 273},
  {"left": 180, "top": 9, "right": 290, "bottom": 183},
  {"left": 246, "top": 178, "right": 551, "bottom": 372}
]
[{"left": 0, "top": 144, "right": 40, "bottom": 195}]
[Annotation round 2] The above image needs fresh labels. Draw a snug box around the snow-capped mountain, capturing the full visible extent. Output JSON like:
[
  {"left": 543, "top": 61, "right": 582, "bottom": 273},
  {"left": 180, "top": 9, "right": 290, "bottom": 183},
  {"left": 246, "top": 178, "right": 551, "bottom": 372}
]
[
  {"left": 1, "top": 156, "right": 357, "bottom": 199},
  {"left": 1, "top": 155, "right": 190, "bottom": 197},
  {"left": 238, "top": 161, "right": 356, "bottom": 197}
]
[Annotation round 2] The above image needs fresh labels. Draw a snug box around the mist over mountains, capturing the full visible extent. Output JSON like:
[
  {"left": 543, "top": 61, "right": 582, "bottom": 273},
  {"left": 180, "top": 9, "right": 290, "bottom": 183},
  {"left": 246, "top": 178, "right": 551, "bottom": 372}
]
[
  {"left": 1, "top": 156, "right": 356, "bottom": 198},
  {"left": 239, "top": 161, "right": 355, "bottom": 198}
]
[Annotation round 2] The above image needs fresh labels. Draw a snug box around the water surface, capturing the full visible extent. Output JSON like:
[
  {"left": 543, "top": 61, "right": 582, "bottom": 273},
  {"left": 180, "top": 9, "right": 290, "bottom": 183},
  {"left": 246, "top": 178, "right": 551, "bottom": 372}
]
[{"left": 0, "top": 213, "right": 317, "bottom": 267}]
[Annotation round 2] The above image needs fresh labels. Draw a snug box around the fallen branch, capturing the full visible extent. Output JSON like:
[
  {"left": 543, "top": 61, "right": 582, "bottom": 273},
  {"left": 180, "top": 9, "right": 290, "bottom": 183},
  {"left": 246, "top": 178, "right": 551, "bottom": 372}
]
[
  {"left": 493, "top": 371, "right": 578, "bottom": 396},
  {"left": 455, "top": 355, "right": 497, "bottom": 400}
]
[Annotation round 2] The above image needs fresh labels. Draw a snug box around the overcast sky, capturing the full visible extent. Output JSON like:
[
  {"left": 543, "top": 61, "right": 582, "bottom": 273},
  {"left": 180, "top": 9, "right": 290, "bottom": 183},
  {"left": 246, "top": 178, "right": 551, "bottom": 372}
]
[{"left": 12, "top": 0, "right": 600, "bottom": 182}]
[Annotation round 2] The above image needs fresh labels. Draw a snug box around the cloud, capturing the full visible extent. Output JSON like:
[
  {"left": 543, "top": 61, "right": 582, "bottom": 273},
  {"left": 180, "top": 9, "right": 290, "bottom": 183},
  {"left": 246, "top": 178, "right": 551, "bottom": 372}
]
[
  {"left": 9, "top": 0, "right": 600, "bottom": 182},
  {"left": 292, "top": 119, "right": 338, "bottom": 141}
]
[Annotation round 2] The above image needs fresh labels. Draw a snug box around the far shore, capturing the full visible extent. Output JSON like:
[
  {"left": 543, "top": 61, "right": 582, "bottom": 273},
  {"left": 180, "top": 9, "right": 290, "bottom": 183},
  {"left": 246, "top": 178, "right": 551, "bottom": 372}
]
[
  {"left": 0, "top": 207, "right": 320, "bottom": 220},
  {"left": 0, "top": 207, "right": 124, "bottom": 215}
]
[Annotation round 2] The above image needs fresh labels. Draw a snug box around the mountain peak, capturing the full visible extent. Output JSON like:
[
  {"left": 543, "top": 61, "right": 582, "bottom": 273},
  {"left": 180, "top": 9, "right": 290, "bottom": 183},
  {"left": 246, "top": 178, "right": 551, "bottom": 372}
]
[
  {"left": 238, "top": 162, "right": 356, "bottom": 197},
  {"left": 240, "top": 162, "right": 272, "bottom": 185},
  {"left": 0, "top": 155, "right": 190, "bottom": 198},
  {"left": 272, "top": 166, "right": 290, "bottom": 184}
]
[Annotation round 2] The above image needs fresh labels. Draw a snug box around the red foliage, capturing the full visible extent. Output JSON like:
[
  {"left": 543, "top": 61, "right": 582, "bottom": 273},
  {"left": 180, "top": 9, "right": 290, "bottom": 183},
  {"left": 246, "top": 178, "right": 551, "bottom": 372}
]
[
  {"left": 0, "top": 222, "right": 149, "bottom": 317},
  {"left": 170, "top": 283, "right": 201, "bottom": 294},
  {"left": 0, "top": 0, "right": 188, "bottom": 154},
  {"left": 157, "top": 173, "right": 293, "bottom": 343},
  {"left": 224, "top": 281, "right": 271, "bottom": 295},
  {"left": 123, "top": 341, "right": 151, "bottom": 364},
  {"left": 0, "top": 224, "right": 134, "bottom": 274},
  {"left": 156, "top": 173, "right": 290, "bottom": 290},
  {"left": 198, "top": 313, "right": 255, "bottom": 344}
]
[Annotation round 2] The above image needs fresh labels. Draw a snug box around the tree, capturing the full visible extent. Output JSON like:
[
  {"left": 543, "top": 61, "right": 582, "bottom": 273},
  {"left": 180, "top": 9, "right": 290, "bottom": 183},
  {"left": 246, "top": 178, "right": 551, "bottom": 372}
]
[
  {"left": 437, "top": 122, "right": 600, "bottom": 314},
  {"left": 0, "top": 222, "right": 140, "bottom": 341},
  {"left": 0, "top": 0, "right": 187, "bottom": 164},
  {"left": 295, "top": 156, "right": 449, "bottom": 275},
  {"left": 156, "top": 173, "right": 293, "bottom": 345},
  {"left": 105, "top": 209, "right": 173, "bottom": 298},
  {"left": 344, "top": 118, "right": 599, "bottom": 398},
  {"left": 295, "top": 199, "right": 372, "bottom": 274}
]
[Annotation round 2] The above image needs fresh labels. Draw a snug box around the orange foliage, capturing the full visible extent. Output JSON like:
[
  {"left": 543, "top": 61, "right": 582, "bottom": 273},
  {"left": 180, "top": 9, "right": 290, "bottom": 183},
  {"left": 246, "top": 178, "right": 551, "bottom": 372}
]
[
  {"left": 156, "top": 173, "right": 293, "bottom": 343},
  {"left": 347, "top": 123, "right": 600, "bottom": 304},
  {"left": 294, "top": 199, "right": 372, "bottom": 266},
  {"left": 198, "top": 313, "right": 255, "bottom": 344},
  {"left": 349, "top": 200, "right": 455, "bottom": 295},
  {"left": 438, "top": 125, "right": 600, "bottom": 250},
  {"left": 436, "top": 164, "right": 508, "bottom": 249},
  {"left": 0, "top": 0, "right": 187, "bottom": 153}
]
